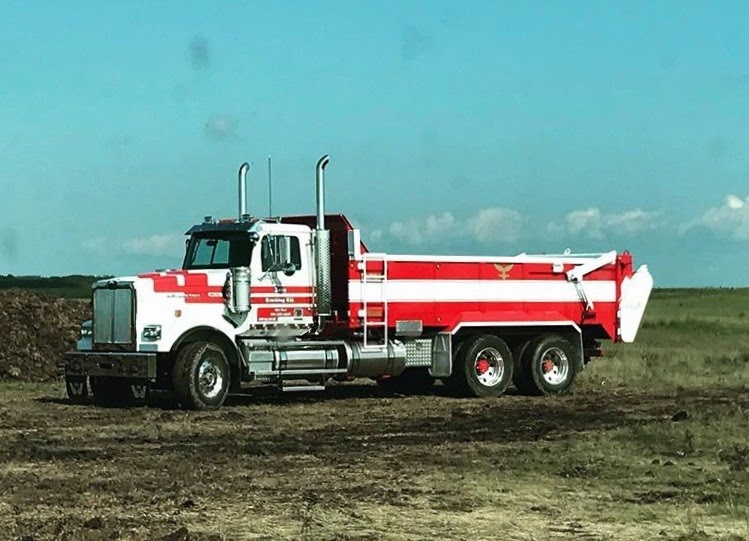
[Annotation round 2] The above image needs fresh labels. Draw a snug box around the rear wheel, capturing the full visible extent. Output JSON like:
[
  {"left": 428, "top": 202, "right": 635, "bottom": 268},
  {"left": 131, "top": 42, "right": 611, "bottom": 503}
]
[
  {"left": 446, "top": 334, "right": 513, "bottom": 397},
  {"left": 173, "top": 341, "right": 231, "bottom": 410},
  {"left": 523, "top": 334, "right": 577, "bottom": 395}
]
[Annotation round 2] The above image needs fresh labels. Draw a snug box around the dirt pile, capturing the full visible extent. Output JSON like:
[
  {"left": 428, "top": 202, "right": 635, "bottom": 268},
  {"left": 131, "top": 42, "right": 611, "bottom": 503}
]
[{"left": 0, "top": 289, "right": 90, "bottom": 381}]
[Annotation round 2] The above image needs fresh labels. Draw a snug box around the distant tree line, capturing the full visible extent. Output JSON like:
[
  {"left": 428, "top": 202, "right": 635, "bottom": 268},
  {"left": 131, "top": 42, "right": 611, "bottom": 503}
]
[{"left": 0, "top": 275, "right": 110, "bottom": 299}]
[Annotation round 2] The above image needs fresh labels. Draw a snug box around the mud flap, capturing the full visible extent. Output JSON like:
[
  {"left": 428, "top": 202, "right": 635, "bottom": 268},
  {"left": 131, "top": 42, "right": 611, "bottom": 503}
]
[
  {"left": 129, "top": 381, "right": 150, "bottom": 400},
  {"left": 65, "top": 376, "right": 89, "bottom": 400},
  {"left": 429, "top": 333, "right": 452, "bottom": 378}
]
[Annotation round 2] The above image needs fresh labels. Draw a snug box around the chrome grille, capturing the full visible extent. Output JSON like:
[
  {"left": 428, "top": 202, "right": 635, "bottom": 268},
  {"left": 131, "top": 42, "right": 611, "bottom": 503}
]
[{"left": 93, "top": 287, "right": 134, "bottom": 346}]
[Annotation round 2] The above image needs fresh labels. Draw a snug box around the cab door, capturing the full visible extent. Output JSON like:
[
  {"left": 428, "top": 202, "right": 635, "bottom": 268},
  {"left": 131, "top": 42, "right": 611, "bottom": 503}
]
[{"left": 250, "top": 231, "right": 314, "bottom": 336}]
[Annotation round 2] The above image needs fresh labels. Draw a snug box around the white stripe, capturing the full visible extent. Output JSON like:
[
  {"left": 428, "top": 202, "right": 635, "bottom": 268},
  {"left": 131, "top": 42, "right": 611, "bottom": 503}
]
[
  {"left": 451, "top": 320, "right": 582, "bottom": 335},
  {"left": 348, "top": 280, "right": 616, "bottom": 303},
  {"left": 355, "top": 252, "right": 613, "bottom": 265}
]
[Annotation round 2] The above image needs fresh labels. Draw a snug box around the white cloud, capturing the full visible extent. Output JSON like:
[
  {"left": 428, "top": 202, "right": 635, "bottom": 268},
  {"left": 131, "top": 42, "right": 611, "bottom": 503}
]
[
  {"left": 689, "top": 194, "right": 749, "bottom": 241},
  {"left": 566, "top": 208, "right": 603, "bottom": 238},
  {"left": 726, "top": 194, "right": 745, "bottom": 210},
  {"left": 605, "top": 209, "right": 661, "bottom": 234},
  {"left": 467, "top": 208, "right": 524, "bottom": 243},
  {"left": 367, "top": 205, "right": 661, "bottom": 248},
  {"left": 425, "top": 212, "right": 455, "bottom": 235},
  {"left": 123, "top": 234, "right": 185, "bottom": 257},
  {"left": 371, "top": 208, "right": 524, "bottom": 246},
  {"left": 562, "top": 207, "right": 660, "bottom": 239},
  {"left": 387, "top": 219, "right": 425, "bottom": 245},
  {"left": 370, "top": 213, "right": 453, "bottom": 246}
]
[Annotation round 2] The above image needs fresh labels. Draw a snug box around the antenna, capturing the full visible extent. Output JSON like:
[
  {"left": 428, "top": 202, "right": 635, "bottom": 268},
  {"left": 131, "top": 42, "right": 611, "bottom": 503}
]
[{"left": 267, "top": 155, "right": 273, "bottom": 217}]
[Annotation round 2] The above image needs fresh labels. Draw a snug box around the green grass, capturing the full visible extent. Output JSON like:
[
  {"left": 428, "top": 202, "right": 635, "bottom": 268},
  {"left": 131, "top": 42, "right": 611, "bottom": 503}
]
[{"left": 580, "top": 288, "right": 749, "bottom": 391}]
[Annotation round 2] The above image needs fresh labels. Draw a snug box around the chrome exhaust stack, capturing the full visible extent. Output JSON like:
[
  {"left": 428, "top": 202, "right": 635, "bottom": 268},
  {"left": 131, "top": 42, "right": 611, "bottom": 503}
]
[
  {"left": 315, "top": 155, "right": 330, "bottom": 230},
  {"left": 238, "top": 162, "right": 250, "bottom": 220},
  {"left": 314, "top": 155, "right": 332, "bottom": 317}
]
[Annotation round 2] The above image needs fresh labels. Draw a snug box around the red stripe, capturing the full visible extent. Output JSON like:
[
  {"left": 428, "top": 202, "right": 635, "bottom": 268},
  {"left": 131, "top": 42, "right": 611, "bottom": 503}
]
[
  {"left": 141, "top": 274, "right": 317, "bottom": 306},
  {"left": 251, "top": 286, "right": 314, "bottom": 294}
]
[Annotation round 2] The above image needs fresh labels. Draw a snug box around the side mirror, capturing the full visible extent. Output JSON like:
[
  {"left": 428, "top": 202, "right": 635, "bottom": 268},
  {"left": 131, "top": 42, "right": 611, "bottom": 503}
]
[{"left": 282, "top": 262, "right": 296, "bottom": 276}]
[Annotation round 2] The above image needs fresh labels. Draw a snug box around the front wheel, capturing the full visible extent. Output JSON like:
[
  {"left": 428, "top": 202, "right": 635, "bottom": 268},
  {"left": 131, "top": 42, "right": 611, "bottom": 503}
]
[{"left": 173, "top": 342, "right": 231, "bottom": 410}]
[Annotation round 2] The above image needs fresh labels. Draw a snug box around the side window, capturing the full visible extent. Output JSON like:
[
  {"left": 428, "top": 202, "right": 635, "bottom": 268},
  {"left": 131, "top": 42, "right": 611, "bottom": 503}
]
[
  {"left": 289, "top": 236, "right": 301, "bottom": 269},
  {"left": 261, "top": 235, "right": 302, "bottom": 272}
]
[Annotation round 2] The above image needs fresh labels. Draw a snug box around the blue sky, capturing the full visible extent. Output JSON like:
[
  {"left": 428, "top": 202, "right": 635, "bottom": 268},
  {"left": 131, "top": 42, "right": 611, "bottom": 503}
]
[{"left": 1, "top": 1, "right": 748, "bottom": 286}]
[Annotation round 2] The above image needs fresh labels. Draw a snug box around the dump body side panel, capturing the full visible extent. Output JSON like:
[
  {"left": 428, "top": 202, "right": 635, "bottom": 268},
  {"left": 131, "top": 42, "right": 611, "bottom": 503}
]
[{"left": 347, "top": 253, "right": 635, "bottom": 342}]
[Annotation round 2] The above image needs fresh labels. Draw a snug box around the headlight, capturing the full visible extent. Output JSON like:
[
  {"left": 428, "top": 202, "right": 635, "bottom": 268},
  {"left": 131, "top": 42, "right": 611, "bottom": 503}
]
[
  {"left": 142, "top": 325, "right": 162, "bottom": 341},
  {"left": 79, "top": 320, "right": 93, "bottom": 339}
]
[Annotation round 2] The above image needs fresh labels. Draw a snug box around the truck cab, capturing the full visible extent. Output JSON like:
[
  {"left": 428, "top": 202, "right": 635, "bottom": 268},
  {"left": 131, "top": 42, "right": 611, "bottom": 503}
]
[{"left": 184, "top": 219, "right": 316, "bottom": 335}]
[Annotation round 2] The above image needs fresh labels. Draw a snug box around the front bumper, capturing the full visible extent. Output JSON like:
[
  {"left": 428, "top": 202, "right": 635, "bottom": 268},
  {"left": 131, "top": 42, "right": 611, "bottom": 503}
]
[{"left": 62, "top": 351, "right": 157, "bottom": 379}]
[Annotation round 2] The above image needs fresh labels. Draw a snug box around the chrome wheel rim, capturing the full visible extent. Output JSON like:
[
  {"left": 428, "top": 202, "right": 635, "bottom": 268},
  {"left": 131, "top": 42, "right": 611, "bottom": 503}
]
[
  {"left": 474, "top": 347, "right": 505, "bottom": 387},
  {"left": 539, "top": 347, "right": 569, "bottom": 385},
  {"left": 198, "top": 357, "right": 224, "bottom": 398}
]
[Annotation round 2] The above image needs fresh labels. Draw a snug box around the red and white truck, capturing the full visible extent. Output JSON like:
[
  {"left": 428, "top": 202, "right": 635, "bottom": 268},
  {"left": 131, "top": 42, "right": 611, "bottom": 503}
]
[{"left": 64, "top": 155, "right": 653, "bottom": 409}]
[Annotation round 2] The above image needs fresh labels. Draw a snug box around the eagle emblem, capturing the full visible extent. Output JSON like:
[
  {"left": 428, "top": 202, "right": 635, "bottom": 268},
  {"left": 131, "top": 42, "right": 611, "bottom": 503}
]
[{"left": 494, "top": 263, "right": 514, "bottom": 280}]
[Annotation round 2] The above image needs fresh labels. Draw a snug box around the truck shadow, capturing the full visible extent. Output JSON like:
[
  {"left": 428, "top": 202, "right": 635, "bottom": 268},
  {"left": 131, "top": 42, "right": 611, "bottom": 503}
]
[{"left": 39, "top": 381, "right": 470, "bottom": 409}]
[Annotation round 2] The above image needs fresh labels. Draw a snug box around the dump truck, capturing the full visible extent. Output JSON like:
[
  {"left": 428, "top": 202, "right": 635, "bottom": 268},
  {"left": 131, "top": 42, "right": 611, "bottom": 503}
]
[{"left": 63, "top": 155, "right": 653, "bottom": 409}]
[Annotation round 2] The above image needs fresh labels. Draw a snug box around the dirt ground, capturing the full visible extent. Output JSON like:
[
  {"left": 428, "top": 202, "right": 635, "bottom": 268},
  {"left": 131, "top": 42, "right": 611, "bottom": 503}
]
[{"left": 1, "top": 381, "right": 747, "bottom": 541}]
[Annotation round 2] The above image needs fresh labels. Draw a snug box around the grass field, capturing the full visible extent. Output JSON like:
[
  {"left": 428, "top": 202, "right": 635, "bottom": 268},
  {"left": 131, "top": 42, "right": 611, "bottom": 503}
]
[
  {"left": 0, "top": 289, "right": 747, "bottom": 540},
  {"left": 587, "top": 288, "right": 749, "bottom": 390}
]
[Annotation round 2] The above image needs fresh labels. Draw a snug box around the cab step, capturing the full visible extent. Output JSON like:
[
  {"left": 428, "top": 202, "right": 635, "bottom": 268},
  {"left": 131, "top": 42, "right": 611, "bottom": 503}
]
[{"left": 281, "top": 383, "right": 326, "bottom": 393}]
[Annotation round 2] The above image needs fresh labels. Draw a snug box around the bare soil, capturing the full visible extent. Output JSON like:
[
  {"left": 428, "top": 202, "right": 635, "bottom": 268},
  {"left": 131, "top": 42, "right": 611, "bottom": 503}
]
[{"left": 1, "top": 383, "right": 747, "bottom": 541}]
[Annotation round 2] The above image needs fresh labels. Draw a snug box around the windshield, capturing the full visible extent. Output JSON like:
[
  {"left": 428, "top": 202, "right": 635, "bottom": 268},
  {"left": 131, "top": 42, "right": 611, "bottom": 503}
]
[{"left": 183, "top": 232, "right": 253, "bottom": 270}]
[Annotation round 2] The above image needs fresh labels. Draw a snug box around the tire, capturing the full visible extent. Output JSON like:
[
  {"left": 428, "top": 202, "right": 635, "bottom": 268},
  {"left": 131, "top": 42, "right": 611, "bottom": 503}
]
[
  {"left": 524, "top": 334, "right": 577, "bottom": 395},
  {"left": 511, "top": 340, "right": 537, "bottom": 395},
  {"left": 448, "top": 334, "right": 513, "bottom": 398},
  {"left": 91, "top": 376, "right": 131, "bottom": 407},
  {"left": 65, "top": 375, "right": 89, "bottom": 404},
  {"left": 377, "top": 368, "right": 434, "bottom": 394},
  {"left": 173, "top": 341, "right": 231, "bottom": 410}
]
